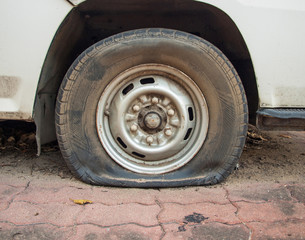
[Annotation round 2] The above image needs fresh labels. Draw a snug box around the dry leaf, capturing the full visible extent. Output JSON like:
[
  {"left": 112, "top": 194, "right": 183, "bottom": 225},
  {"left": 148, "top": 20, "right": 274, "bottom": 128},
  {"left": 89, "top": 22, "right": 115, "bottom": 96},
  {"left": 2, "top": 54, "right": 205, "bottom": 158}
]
[
  {"left": 279, "top": 134, "right": 292, "bottom": 139},
  {"left": 70, "top": 199, "right": 93, "bottom": 205},
  {"left": 247, "top": 132, "right": 268, "bottom": 141}
]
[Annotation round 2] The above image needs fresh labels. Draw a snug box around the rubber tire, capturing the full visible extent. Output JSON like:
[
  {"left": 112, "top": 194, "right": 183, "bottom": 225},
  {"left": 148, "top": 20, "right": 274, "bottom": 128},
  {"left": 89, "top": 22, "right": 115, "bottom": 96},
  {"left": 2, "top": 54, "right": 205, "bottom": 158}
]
[{"left": 56, "top": 28, "right": 248, "bottom": 187}]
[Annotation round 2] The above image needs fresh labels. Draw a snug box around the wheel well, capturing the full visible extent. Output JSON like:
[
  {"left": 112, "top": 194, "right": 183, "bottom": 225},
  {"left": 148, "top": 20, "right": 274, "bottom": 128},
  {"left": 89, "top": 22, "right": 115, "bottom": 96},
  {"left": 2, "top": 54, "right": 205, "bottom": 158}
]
[{"left": 35, "top": 0, "right": 258, "bottom": 145}]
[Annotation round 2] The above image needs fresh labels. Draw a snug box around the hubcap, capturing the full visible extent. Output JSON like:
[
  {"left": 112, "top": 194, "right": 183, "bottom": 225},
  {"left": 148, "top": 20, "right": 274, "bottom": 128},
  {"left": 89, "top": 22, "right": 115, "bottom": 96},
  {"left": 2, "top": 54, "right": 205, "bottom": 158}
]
[
  {"left": 138, "top": 106, "right": 167, "bottom": 134},
  {"left": 96, "top": 64, "right": 209, "bottom": 174},
  {"left": 144, "top": 112, "right": 161, "bottom": 129}
]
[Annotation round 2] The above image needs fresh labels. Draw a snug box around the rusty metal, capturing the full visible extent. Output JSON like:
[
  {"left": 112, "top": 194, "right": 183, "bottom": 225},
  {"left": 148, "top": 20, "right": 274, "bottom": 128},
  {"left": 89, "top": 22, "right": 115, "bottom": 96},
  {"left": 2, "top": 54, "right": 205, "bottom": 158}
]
[{"left": 257, "top": 108, "right": 305, "bottom": 131}]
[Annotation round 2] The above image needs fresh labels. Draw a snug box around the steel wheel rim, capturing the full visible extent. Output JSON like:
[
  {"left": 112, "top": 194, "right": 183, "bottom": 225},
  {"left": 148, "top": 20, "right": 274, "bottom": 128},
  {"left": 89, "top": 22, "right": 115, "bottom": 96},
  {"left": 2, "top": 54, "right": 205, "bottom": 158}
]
[{"left": 96, "top": 64, "right": 209, "bottom": 174}]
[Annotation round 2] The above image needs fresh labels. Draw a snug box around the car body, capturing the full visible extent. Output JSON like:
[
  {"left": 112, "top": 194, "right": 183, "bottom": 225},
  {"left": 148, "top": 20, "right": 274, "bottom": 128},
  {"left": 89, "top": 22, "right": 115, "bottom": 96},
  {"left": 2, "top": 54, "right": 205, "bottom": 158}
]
[{"left": 1, "top": 0, "right": 304, "bottom": 186}]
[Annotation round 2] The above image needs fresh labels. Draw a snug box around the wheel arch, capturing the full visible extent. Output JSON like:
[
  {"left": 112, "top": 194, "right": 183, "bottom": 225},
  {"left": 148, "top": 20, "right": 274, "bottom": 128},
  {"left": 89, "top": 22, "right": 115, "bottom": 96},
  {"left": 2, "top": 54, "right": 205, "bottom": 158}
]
[{"left": 34, "top": 0, "right": 258, "bottom": 147}]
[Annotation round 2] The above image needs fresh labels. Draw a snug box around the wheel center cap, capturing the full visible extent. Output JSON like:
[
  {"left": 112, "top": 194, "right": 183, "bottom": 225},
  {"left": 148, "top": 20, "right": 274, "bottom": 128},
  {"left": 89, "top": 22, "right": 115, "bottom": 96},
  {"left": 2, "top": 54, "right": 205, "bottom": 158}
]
[{"left": 144, "top": 112, "right": 161, "bottom": 129}]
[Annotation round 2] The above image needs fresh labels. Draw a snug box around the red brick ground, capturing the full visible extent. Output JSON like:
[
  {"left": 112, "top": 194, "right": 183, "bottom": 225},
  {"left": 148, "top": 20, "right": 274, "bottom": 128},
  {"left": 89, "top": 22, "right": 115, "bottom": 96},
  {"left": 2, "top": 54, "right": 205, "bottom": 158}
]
[{"left": 0, "top": 175, "right": 304, "bottom": 239}]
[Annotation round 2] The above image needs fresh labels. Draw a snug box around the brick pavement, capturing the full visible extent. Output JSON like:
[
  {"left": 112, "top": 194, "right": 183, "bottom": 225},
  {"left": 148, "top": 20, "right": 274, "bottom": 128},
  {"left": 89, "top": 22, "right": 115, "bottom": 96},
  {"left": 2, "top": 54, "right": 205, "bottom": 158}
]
[{"left": 0, "top": 175, "right": 304, "bottom": 239}]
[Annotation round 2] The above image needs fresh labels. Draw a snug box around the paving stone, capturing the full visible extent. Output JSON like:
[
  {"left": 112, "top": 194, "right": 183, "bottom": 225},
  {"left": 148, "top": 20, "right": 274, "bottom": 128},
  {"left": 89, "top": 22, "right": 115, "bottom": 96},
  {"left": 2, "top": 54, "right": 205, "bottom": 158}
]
[
  {"left": 86, "top": 187, "right": 158, "bottom": 205},
  {"left": 73, "top": 224, "right": 162, "bottom": 240},
  {"left": 13, "top": 186, "right": 106, "bottom": 205},
  {"left": 0, "top": 202, "right": 81, "bottom": 226},
  {"left": 0, "top": 185, "right": 24, "bottom": 210},
  {"left": 162, "top": 222, "right": 249, "bottom": 240},
  {"left": 77, "top": 203, "right": 160, "bottom": 226},
  {"left": 0, "top": 175, "right": 29, "bottom": 187},
  {"left": 287, "top": 185, "right": 305, "bottom": 204},
  {"left": 1, "top": 174, "right": 305, "bottom": 239},
  {"left": 248, "top": 219, "right": 305, "bottom": 240},
  {"left": 237, "top": 201, "right": 305, "bottom": 222},
  {"left": 29, "top": 177, "right": 86, "bottom": 189},
  {"left": 14, "top": 187, "right": 70, "bottom": 204},
  {"left": 227, "top": 184, "right": 292, "bottom": 202},
  {"left": 0, "top": 173, "right": 83, "bottom": 189},
  {"left": 0, "top": 222, "right": 73, "bottom": 240},
  {"left": 14, "top": 185, "right": 158, "bottom": 205},
  {"left": 159, "top": 202, "right": 241, "bottom": 225},
  {"left": 158, "top": 186, "right": 229, "bottom": 204}
]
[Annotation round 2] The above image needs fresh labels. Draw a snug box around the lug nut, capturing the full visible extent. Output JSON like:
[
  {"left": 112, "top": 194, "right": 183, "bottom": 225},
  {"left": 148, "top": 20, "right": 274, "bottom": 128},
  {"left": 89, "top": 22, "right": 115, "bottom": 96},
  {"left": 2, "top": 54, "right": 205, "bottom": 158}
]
[
  {"left": 130, "top": 124, "right": 138, "bottom": 132},
  {"left": 165, "top": 129, "right": 172, "bottom": 136},
  {"left": 167, "top": 109, "right": 175, "bottom": 116},
  {"left": 104, "top": 110, "right": 110, "bottom": 116},
  {"left": 132, "top": 105, "right": 140, "bottom": 112},
  {"left": 146, "top": 136, "right": 154, "bottom": 144},
  {"left": 151, "top": 97, "right": 159, "bottom": 104}
]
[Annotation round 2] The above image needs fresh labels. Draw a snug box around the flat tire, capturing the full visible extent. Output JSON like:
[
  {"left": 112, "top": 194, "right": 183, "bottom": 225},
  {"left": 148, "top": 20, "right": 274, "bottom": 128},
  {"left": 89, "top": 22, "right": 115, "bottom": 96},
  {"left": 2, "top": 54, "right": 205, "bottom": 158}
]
[{"left": 56, "top": 28, "right": 248, "bottom": 187}]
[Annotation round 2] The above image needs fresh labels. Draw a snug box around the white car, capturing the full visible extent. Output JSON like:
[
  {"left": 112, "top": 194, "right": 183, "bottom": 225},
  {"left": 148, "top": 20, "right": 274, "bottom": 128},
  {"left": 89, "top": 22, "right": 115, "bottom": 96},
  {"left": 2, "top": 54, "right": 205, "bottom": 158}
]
[{"left": 1, "top": 0, "right": 305, "bottom": 186}]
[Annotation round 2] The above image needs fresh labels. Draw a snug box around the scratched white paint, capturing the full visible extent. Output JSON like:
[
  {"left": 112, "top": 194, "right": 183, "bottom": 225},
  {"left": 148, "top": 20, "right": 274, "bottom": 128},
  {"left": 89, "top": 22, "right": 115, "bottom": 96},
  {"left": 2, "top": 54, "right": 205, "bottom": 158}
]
[
  {"left": 197, "top": 0, "right": 305, "bottom": 107},
  {"left": 0, "top": 0, "right": 72, "bottom": 119}
]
